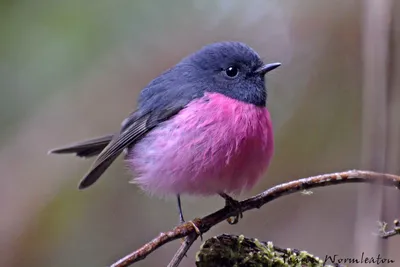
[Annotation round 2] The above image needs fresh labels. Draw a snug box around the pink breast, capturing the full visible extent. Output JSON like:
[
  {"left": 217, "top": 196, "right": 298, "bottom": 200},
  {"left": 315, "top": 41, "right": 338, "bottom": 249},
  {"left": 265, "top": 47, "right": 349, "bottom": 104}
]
[{"left": 127, "top": 92, "right": 274, "bottom": 197}]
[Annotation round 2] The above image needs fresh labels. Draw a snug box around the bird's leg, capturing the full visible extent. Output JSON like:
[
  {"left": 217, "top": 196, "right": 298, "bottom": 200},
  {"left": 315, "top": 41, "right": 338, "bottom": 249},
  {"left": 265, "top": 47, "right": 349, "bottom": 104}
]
[
  {"left": 219, "top": 192, "right": 243, "bottom": 225},
  {"left": 177, "top": 194, "right": 185, "bottom": 224},
  {"left": 176, "top": 194, "right": 202, "bottom": 239}
]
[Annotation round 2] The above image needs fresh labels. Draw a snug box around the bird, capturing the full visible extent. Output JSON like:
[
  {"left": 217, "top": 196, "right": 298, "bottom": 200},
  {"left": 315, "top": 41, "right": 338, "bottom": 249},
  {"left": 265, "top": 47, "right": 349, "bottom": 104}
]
[{"left": 49, "top": 41, "right": 280, "bottom": 227}]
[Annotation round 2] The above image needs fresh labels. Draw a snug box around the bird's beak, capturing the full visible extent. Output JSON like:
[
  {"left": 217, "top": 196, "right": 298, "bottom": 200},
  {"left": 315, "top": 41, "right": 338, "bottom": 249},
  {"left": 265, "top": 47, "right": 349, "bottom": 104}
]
[{"left": 255, "top": 62, "right": 281, "bottom": 75}]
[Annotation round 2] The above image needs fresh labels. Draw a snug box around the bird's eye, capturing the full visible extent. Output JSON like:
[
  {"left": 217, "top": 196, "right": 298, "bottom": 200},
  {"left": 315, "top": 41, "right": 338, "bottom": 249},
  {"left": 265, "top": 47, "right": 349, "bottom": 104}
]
[{"left": 225, "top": 66, "right": 239, "bottom": 78}]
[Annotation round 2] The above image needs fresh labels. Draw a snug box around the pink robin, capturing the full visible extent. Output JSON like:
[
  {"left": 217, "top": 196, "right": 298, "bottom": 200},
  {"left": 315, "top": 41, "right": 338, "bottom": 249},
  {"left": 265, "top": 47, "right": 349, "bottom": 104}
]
[{"left": 49, "top": 41, "right": 280, "bottom": 230}]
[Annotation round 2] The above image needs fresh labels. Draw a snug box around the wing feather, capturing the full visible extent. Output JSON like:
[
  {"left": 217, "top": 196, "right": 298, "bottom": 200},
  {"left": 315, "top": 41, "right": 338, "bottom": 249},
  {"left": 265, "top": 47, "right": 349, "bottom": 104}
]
[{"left": 78, "top": 106, "right": 182, "bottom": 189}]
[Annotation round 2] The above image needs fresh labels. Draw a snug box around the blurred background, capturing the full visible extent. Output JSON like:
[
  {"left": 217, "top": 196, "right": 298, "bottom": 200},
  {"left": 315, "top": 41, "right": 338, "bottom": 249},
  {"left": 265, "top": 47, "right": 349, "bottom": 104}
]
[{"left": 1, "top": 0, "right": 400, "bottom": 266}]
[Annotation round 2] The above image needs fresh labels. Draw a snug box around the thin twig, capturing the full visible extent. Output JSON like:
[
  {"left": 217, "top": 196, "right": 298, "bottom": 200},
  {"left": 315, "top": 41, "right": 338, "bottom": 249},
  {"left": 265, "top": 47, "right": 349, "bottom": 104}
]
[
  {"left": 378, "top": 219, "right": 400, "bottom": 239},
  {"left": 110, "top": 170, "right": 400, "bottom": 267},
  {"left": 167, "top": 234, "right": 198, "bottom": 267}
]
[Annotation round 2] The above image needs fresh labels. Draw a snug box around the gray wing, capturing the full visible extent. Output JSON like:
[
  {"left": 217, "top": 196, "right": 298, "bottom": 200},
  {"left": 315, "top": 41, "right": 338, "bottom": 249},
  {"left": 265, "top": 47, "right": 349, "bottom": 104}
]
[{"left": 78, "top": 106, "right": 183, "bottom": 189}]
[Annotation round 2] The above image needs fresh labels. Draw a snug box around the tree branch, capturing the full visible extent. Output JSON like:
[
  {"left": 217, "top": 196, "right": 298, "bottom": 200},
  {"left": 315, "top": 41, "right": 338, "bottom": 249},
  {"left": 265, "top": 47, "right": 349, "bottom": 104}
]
[
  {"left": 168, "top": 234, "right": 198, "bottom": 267},
  {"left": 110, "top": 170, "right": 400, "bottom": 267}
]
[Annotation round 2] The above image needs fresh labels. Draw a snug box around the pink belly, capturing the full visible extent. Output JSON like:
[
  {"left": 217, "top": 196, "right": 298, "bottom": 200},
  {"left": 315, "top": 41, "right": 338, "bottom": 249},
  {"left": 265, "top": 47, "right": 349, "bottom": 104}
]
[{"left": 127, "top": 92, "right": 274, "bottom": 197}]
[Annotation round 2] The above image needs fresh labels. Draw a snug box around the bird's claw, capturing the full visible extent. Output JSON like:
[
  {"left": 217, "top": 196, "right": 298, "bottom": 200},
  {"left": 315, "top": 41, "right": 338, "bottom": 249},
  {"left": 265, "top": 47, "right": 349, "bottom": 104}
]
[
  {"left": 223, "top": 196, "right": 243, "bottom": 225},
  {"left": 187, "top": 220, "right": 203, "bottom": 240}
]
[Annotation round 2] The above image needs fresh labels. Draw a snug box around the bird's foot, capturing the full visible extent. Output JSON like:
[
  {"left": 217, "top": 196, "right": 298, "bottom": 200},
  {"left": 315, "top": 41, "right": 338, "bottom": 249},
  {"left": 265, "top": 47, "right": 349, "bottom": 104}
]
[
  {"left": 219, "top": 193, "right": 243, "bottom": 225},
  {"left": 187, "top": 220, "right": 202, "bottom": 237},
  {"left": 179, "top": 219, "right": 203, "bottom": 243}
]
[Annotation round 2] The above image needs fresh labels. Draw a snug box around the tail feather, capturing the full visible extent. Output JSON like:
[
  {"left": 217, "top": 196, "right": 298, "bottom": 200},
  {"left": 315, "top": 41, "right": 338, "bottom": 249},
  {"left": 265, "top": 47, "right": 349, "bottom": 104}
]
[{"left": 48, "top": 134, "right": 114, "bottom": 158}]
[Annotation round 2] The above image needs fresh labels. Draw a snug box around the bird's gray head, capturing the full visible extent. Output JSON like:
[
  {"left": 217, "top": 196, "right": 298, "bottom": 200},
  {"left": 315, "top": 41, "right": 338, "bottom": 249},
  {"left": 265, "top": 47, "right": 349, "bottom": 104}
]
[
  {"left": 137, "top": 42, "right": 280, "bottom": 113},
  {"left": 180, "top": 41, "right": 281, "bottom": 106}
]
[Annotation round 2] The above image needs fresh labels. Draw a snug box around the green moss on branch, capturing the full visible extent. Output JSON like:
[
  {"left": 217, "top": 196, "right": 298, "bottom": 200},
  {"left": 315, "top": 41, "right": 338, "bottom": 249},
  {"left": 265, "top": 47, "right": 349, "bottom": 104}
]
[{"left": 195, "top": 234, "right": 334, "bottom": 267}]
